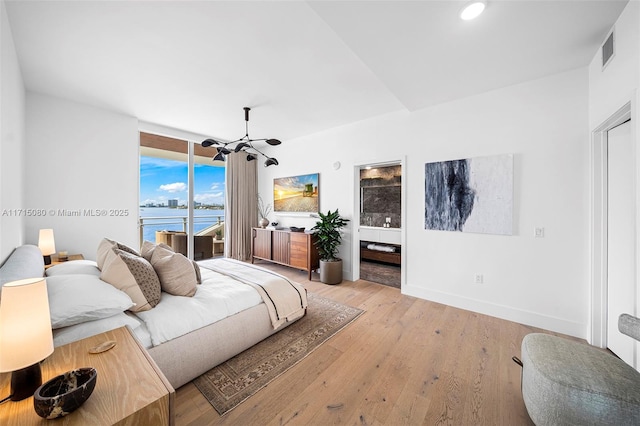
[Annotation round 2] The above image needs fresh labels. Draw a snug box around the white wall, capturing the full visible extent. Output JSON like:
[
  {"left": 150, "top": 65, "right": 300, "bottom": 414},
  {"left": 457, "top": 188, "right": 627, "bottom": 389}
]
[
  {"left": 24, "top": 93, "right": 139, "bottom": 260},
  {"left": 588, "top": 1, "right": 639, "bottom": 130},
  {"left": 0, "top": 0, "right": 26, "bottom": 261},
  {"left": 587, "top": 0, "right": 640, "bottom": 360},
  {"left": 259, "top": 68, "right": 590, "bottom": 338}
]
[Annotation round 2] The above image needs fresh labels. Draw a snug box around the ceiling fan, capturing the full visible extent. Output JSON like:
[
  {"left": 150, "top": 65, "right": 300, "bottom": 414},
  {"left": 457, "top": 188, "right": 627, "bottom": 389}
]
[{"left": 201, "top": 107, "right": 281, "bottom": 167}]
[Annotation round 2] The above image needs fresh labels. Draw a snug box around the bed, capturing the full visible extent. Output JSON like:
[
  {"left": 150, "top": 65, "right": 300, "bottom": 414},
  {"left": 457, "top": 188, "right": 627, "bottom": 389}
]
[{"left": 0, "top": 241, "right": 307, "bottom": 389}]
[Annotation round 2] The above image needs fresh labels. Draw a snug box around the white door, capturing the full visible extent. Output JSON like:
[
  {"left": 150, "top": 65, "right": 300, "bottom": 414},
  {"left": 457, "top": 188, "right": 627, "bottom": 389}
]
[{"left": 607, "top": 119, "right": 635, "bottom": 366}]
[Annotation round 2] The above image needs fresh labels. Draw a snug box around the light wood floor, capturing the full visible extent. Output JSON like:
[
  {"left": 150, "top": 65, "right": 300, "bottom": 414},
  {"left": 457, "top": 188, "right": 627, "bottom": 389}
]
[{"left": 175, "top": 263, "right": 575, "bottom": 425}]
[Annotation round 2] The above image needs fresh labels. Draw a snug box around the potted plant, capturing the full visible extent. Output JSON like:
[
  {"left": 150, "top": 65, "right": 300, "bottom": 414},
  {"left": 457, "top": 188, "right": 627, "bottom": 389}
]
[{"left": 312, "top": 209, "right": 350, "bottom": 284}]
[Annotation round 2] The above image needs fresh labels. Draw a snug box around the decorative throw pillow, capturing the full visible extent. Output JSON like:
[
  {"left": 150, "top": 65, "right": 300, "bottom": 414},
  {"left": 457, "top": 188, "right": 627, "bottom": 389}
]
[
  {"left": 46, "top": 274, "right": 134, "bottom": 328},
  {"left": 96, "top": 238, "right": 140, "bottom": 270},
  {"left": 193, "top": 260, "right": 202, "bottom": 284},
  {"left": 150, "top": 245, "right": 198, "bottom": 297},
  {"left": 140, "top": 240, "right": 173, "bottom": 262},
  {"left": 142, "top": 240, "right": 202, "bottom": 284},
  {"left": 100, "top": 248, "right": 161, "bottom": 312}
]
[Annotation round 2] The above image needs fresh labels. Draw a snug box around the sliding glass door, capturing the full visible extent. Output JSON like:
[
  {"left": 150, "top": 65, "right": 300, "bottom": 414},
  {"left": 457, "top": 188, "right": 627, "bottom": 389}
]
[{"left": 139, "top": 132, "right": 225, "bottom": 259}]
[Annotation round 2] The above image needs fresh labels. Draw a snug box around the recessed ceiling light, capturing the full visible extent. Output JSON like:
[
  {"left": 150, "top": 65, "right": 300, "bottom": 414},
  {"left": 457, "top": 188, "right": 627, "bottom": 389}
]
[{"left": 460, "top": 1, "right": 486, "bottom": 21}]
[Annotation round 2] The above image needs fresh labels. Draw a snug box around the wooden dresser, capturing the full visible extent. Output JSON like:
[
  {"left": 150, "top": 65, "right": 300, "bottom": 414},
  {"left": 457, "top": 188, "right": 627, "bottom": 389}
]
[
  {"left": 252, "top": 228, "right": 319, "bottom": 280},
  {"left": 0, "top": 326, "right": 174, "bottom": 425}
]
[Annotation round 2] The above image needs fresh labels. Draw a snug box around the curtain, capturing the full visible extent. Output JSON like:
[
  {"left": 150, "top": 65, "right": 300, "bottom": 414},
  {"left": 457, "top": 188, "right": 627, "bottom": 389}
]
[{"left": 224, "top": 152, "right": 257, "bottom": 260}]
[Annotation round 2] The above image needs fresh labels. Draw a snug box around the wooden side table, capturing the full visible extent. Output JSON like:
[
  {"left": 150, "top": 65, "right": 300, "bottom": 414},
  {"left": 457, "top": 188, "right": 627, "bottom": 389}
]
[
  {"left": 45, "top": 254, "right": 85, "bottom": 269},
  {"left": 0, "top": 326, "right": 174, "bottom": 425},
  {"left": 212, "top": 238, "right": 224, "bottom": 255}
]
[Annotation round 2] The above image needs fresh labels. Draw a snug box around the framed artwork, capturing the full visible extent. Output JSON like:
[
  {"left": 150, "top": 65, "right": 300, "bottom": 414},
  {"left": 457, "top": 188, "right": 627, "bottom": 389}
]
[
  {"left": 424, "top": 154, "right": 513, "bottom": 235},
  {"left": 274, "top": 173, "right": 319, "bottom": 213}
]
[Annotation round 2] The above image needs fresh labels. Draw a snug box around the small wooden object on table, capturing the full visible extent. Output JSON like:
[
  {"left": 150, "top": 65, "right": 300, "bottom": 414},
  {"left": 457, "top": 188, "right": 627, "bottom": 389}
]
[
  {"left": 45, "top": 253, "right": 85, "bottom": 269},
  {"left": 0, "top": 326, "right": 174, "bottom": 425}
]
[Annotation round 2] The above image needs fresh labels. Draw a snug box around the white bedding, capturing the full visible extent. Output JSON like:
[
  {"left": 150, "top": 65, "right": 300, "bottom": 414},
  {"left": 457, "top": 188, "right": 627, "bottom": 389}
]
[{"left": 134, "top": 266, "right": 262, "bottom": 346}]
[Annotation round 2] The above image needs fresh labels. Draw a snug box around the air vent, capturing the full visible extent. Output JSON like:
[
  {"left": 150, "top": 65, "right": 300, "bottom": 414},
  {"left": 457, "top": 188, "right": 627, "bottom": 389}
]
[{"left": 602, "top": 29, "right": 615, "bottom": 70}]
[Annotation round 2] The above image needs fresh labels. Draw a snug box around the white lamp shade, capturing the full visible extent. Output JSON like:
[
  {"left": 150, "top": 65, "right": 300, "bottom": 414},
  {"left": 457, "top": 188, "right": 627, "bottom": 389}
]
[
  {"left": 460, "top": 1, "right": 486, "bottom": 20},
  {"left": 38, "top": 229, "right": 56, "bottom": 256},
  {"left": 0, "top": 278, "right": 54, "bottom": 372}
]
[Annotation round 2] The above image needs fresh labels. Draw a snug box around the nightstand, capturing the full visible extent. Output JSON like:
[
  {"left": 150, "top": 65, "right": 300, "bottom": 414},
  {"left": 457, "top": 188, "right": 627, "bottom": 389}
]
[
  {"left": 45, "top": 254, "right": 84, "bottom": 269},
  {"left": 0, "top": 326, "right": 174, "bottom": 425}
]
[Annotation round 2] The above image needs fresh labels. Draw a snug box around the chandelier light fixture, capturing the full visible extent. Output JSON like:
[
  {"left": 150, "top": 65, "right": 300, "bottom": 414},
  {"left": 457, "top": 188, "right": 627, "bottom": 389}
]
[{"left": 201, "top": 107, "right": 281, "bottom": 167}]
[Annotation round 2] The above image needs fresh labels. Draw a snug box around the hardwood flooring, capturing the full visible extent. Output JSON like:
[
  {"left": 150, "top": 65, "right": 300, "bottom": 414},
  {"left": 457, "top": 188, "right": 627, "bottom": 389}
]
[{"left": 175, "top": 264, "right": 577, "bottom": 425}]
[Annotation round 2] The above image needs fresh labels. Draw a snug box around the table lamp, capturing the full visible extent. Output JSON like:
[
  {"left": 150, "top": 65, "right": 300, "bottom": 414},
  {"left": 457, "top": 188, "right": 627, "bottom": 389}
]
[
  {"left": 38, "top": 229, "right": 56, "bottom": 265},
  {"left": 0, "top": 278, "right": 54, "bottom": 401}
]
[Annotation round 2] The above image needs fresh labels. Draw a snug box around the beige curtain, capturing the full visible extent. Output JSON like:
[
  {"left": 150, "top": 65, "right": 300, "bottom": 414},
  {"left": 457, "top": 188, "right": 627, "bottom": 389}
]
[{"left": 224, "top": 152, "right": 257, "bottom": 260}]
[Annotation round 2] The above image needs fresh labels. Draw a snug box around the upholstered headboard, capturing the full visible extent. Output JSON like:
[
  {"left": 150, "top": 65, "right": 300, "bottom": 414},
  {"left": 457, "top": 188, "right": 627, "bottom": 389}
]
[{"left": 0, "top": 244, "right": 45, "bottom": 289}]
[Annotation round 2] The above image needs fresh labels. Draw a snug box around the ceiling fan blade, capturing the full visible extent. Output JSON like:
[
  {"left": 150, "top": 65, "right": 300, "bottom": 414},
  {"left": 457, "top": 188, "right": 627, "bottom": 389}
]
[
  {"left": 234, "top": 142, "right": 250, "bottom": 153},
  {"left": 264, "top": 157, "right": 279, "bottom": 167},
  {"left": 202, "top": 138, "right": 220, "bottom": 147}
]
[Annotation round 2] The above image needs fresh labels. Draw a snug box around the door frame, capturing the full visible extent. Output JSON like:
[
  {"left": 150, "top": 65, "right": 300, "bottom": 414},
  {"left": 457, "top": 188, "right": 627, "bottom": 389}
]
[
  {"left": 352, "top": 156, "right": 407, "bottom": 289},
  {"left": 590, "top": 100, "right": 635, "bottom": 349}
]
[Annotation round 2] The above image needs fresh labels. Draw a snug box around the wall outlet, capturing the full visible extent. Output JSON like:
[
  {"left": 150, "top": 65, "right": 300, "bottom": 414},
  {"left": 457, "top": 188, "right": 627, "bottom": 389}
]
[
  {"left": 534, "top": 227, "right": 545, "bottom": 238},
  {"left": 474, "top": 274, "right": 483, "bottom": 284}
]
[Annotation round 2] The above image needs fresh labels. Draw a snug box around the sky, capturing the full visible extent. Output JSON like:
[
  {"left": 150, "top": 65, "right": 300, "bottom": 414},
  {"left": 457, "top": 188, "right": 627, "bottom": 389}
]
[{"left": 139, "top": 156, "right": 225, "bottom": 207}]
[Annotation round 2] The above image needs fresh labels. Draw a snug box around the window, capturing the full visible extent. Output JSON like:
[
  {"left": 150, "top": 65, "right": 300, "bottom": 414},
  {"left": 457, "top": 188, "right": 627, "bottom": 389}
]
[{"left": 139, "top": 132, "right": 225, "bottom": 259}]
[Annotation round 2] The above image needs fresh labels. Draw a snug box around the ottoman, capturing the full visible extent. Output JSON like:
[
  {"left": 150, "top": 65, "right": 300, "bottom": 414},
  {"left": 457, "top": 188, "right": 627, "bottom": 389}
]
[{"left": 520, "top": 333, "right": 640, "bottom": 425}]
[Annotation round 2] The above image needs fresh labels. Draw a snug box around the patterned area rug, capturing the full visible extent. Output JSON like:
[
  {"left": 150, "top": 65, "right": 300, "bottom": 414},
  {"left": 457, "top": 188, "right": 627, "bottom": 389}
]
[{"left": 193, "top": 292, "right": 364, "bottom": 415}]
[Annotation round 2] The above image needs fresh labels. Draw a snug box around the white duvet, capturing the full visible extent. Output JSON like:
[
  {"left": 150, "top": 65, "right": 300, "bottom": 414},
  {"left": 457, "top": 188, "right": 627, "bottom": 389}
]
[{"left": 134, "top": 266, "right": 262, "bottom": 346}]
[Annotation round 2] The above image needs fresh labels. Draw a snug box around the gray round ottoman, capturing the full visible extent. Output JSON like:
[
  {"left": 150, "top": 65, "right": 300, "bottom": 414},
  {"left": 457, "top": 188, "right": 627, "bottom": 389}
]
[{"left": 520, "top": 333, "right": 640, "bottom": 425}]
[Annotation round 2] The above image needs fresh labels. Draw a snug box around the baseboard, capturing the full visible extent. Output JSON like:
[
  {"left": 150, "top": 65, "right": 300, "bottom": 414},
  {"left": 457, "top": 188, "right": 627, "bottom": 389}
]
[{"left": 402, "top": 284, "right": 587, "bottom": 339}]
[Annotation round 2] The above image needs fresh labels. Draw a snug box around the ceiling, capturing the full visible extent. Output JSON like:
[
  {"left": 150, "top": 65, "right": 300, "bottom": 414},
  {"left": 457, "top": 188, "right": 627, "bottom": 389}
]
[{"left": 5, "top": 0, "right": 628, "bottom": 144}]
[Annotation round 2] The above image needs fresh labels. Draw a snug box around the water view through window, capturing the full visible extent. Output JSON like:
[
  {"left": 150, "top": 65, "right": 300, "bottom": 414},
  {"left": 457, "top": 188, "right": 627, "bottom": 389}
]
[{"left": 139, "top": 133, "right": 225, "bottom": 258}]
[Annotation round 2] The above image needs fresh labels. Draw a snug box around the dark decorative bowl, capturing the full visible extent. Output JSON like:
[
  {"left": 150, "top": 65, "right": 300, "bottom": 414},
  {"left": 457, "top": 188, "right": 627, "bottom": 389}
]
[
  {"left": 289, "top": 227, "right": 305, "bottom": 233},
  {"left": 34, "top": 367, "right": 97, "bottom": 419}
]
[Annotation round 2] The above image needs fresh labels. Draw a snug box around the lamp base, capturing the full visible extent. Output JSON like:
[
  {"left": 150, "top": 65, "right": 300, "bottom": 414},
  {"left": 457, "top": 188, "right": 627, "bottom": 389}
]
[
  {"left": 43, "top": 255, "right": 51, "bottom": 265},
  {"left": 10, "top": 363, "right": 43, "bottom": 401}
]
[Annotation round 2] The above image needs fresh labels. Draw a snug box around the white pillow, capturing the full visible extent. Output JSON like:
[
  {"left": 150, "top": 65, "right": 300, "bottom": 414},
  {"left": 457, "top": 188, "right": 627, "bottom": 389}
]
[
  {"left": 46, "top": 274, "right": 134, "bottom": 329},
  {"left": 53, "top": 312, "right": 141, "bottom": 347},
  {"left": 45, "top": 260, "right": 100, "bottom": 277}
]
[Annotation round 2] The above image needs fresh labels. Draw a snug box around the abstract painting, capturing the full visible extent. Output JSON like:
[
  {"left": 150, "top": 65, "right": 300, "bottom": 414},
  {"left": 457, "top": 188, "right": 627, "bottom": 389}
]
[
  {"left": 273, "top": 173, "right": 319, "bottom": 213},
  {"left": 424, "top": 154, "right": 513, "bottom": 235}
]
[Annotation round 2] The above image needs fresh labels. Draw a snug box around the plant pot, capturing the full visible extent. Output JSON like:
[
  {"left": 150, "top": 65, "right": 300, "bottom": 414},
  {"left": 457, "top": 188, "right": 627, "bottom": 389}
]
[
  {"left": 259, "top": 218, "right": 269, "bottom": 228},
  {"left": 319, "top": 259, "right": 343, "bottom": 285}
]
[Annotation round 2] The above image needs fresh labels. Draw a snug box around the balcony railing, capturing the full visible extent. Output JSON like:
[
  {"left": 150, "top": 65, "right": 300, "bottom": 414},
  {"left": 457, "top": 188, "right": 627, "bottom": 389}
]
[{"left": 138, "top": 214, "right": 224, "bottom": 245}]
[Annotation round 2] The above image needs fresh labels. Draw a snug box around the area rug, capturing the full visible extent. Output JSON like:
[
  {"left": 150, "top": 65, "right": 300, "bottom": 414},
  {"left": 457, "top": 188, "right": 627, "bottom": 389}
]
[{"left": 193, "top": 292, "right": 364, "bottom": 415}]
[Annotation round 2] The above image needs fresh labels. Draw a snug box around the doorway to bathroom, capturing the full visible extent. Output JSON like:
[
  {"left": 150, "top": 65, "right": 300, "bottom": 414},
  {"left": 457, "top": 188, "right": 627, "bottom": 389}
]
[{"left": 357, "top": 162, "right": 402, "bottom": 288}]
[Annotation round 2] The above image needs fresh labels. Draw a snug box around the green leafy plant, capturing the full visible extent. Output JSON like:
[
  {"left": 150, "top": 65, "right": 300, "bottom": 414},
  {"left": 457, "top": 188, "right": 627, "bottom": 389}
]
[{"left": 311, "top": 209, "right": 350, "bottom": 262}]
